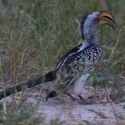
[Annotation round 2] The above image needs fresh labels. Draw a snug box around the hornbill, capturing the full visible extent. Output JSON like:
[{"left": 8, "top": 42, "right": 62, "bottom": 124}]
[{"left": 0, "top": 10, "right": 116, "bottom": 100}]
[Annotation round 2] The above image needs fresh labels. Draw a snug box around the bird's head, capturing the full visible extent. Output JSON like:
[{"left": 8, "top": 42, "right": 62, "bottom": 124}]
[{"left": 79, "top": 10, "right": 116, "bottom": 41}]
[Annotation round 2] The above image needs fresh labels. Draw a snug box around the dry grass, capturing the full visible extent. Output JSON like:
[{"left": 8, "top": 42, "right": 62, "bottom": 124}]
[{"left": 0, "top": 0, "right": 125, "bottom": 124}]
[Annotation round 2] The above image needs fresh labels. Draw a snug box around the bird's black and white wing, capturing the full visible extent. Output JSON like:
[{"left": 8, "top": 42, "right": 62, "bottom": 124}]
[{"left": 56, "top": 43, "right": 101, "bottom": 74}]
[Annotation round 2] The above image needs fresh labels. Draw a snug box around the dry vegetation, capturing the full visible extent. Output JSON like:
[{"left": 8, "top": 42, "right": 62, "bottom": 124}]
[{"left": 0, "top": 0, "right": 125, "bottom": 125}]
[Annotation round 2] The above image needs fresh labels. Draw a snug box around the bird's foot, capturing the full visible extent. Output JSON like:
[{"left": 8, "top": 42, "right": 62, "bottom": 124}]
[
  {"left": 67, "top": 93, "right": 80, "bottom": 101},
  {"left": 67, "top": 94, "right": 93, "bottom": 105},
  {"left": 78, "top": 95, "right": 94, "bottom": 105}
]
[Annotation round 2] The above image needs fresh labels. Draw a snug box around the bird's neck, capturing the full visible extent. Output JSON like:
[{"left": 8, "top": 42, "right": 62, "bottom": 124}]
[{"left": 82, "top": 27, "right": 98, "bottom": 48}]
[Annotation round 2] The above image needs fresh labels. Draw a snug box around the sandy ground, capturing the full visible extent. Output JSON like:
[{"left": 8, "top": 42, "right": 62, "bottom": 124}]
[
  {"left": 0, "top": 2, "right": 125, "bottom": 125},
  {"left": 0, "top": 85, "right": 125, "bottom": 125}
]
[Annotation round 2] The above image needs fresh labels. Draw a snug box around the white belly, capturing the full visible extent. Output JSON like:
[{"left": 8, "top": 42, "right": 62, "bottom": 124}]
[{"left": 73, "top": 73, "right": 90, "bottom": 95}]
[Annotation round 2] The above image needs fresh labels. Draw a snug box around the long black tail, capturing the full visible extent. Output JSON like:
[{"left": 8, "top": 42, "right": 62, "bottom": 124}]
[{"left": 0, "top": 70, "right": 56, "bottom": 100}]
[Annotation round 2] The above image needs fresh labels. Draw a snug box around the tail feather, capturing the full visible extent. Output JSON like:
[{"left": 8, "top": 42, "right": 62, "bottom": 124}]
[{"left": 0, "top": 70, "right": 56, "bottom": 100}]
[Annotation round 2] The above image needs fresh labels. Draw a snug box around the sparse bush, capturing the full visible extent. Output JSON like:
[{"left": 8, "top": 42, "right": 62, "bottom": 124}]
[{"left": 0, "top": 0, "right": 125, "bottom": 124}]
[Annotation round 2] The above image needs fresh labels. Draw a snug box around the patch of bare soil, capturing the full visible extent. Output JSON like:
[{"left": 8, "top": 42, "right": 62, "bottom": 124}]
[{"left": 0, "top": 85, "right": 125, "bottom": 125}]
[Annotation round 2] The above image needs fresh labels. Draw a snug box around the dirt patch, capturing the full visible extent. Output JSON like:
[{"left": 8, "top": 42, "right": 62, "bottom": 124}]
[{"left": 0, "top": 86, "right": 125, "bottom": 125}]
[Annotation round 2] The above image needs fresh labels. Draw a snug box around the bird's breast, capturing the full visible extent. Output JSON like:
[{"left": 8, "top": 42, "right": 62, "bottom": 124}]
[{"left": 72, "top": 45, "right": 101, "bottom": 72}]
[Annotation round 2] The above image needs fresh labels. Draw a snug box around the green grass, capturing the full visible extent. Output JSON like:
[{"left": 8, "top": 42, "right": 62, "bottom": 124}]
[{"left": 0, "top": 0, "right": 125, "bottom": 124}]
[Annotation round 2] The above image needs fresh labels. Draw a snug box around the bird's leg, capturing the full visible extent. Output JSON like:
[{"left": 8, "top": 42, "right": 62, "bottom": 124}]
[
  {"left": 67, "top": 93, "right": 79, "bottom": 101},
  {"left": 79, "top": 94, "right": 93, "bottom": 105},
  {"left": 79, "top": 94, "right": 85, "bottom": 101}
]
